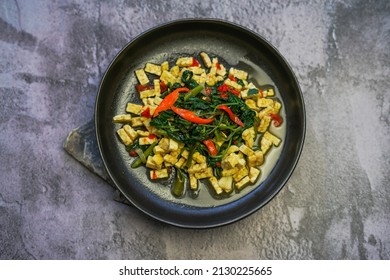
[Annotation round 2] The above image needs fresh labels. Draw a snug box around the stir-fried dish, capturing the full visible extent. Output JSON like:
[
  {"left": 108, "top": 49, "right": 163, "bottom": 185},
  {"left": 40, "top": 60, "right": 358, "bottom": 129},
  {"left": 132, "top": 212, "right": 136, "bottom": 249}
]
[{"left": 113, "top": 52, "right": 283, "bottom": 198}]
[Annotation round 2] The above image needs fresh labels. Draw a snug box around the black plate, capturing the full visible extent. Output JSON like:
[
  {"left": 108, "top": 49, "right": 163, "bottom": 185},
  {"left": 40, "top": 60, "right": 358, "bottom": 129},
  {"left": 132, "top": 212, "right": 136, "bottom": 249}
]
[{"left": 95, "top": 19, "right": 305, "bottom": 228}]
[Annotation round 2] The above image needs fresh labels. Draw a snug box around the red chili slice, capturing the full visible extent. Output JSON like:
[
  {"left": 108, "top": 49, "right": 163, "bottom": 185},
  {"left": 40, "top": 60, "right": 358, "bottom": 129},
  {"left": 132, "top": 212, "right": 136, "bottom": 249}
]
[
  {"left": 191, "top": 58, "right": 200, "bottom": 67},
  {"left": 171, "top": 106, "right": 214, "bottom": 124},
  {"left": 270, "top": 113, "right": 283, "bottom": 127},
  {"left": 217, "top": 84, "right": 229, "bottom": 93},
  {"left": 229, "top": 89, "right": 240, "bottom": 96},
  {"left": 140, "top": 107, "right": 151, "bottom": 118},
  {"left": 160, "top": 81, "right": 168, "bottom": 93},
  {"left": 220, "top": 93, "right": 228, "bottom": 99},
  {"left": 129, "top": 150, "right": 137, "bottom": 157},
  {"left": 153, "top": 87, "right": 190, "bottom": 117},
  {"left": 202, "top": 139, "right": 218, "bottom": 156},
  {"left": 151, "top": 171, "right": 158, "bottom": 180},
  {"left": 217, "top": 105, "right": 244, "bottom": 127},
  {"left": 229, "top": 75, "right": 237, "bottom": 82},
  {"left": 259, "top": 88, "right": 264, "bottom": 98},
  {"left": 136, "top": 84, "right": 153, "bottom": 92}
]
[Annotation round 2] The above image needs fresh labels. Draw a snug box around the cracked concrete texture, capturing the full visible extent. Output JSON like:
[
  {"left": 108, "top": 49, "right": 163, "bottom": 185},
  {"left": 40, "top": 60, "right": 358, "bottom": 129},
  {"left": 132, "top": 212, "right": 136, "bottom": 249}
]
[{"left": 0, "top": 0, "right": 389, "bottom": 259}]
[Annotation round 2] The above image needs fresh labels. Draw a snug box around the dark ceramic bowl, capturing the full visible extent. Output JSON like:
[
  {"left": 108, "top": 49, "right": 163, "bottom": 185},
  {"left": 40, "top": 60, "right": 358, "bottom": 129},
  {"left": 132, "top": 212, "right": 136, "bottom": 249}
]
[{"left": 95, "top": 19, "right": 305, "bottom": 228}]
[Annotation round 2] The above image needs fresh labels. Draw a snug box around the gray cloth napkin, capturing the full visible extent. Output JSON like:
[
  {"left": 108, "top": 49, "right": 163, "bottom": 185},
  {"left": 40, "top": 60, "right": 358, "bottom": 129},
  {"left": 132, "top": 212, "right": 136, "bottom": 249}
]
[{"left": 63, "top": 120, "right": 131, "bottom": 205}]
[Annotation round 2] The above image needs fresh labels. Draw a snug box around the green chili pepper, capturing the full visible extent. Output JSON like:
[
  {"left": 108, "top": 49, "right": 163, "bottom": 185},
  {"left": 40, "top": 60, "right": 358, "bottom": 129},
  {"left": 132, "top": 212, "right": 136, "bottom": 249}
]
[
  {"left": 156, "top": 129, "right": 168, "bottom": 137},
  {"left": 185, "top": 142, "right": 199, "bottom": 169},
  {"left": 184, "top": 85, "right": 203, "bottom": 101},
  {"left": 172, "top": 168, "right": 185, "bottom": 197},
  {"left": 131, "top": 142, "right": 158, "bottom": 168}
]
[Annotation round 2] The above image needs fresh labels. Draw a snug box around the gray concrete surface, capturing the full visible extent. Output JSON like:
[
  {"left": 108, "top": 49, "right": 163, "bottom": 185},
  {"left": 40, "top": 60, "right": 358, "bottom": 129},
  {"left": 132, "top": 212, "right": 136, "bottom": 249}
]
[{"left": 1, "top": 0, "right": 389, "bottom": 260}]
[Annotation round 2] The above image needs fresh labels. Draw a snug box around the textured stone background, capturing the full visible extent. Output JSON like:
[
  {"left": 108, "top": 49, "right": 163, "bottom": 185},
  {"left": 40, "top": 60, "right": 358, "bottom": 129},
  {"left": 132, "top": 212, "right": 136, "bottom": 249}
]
[{"left": 1, "top": 0, "right": 389, "bottom": 259}]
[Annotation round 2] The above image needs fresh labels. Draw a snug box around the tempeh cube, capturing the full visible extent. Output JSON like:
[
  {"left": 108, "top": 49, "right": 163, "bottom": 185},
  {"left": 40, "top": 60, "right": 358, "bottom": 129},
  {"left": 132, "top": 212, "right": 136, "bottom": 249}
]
[{"left": 135, "top": 69, "right": 149, "bottom": 85}]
